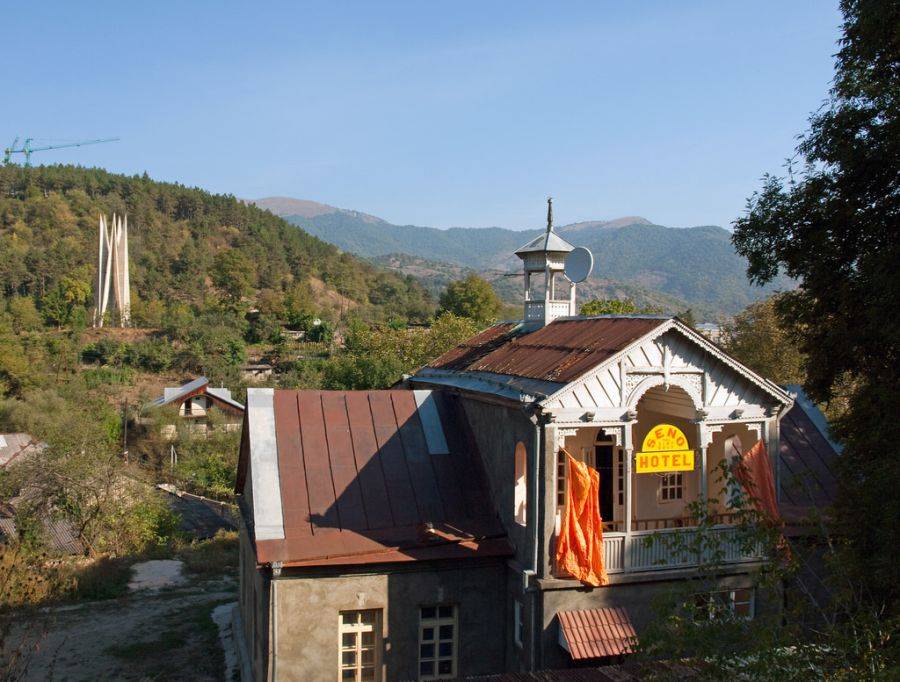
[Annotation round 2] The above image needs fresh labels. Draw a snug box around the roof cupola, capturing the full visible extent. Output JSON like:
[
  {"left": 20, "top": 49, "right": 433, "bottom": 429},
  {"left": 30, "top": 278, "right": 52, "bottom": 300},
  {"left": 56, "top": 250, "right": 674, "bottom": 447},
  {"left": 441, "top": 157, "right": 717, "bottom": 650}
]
[{"left": 515, "top": 197, "right": 577, "bottom": 327}]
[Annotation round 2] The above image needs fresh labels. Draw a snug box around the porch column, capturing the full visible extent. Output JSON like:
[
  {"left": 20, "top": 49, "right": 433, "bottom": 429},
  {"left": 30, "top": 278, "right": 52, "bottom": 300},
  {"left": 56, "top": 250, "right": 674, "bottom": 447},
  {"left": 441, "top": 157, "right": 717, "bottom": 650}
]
[
  {"left": 695, "top": 413, "right": 709, "bottom": 505},
  {"left": 622, "top": 418, "right": 635, "bottom": 535},
  {"left": 622, "top": 415, "right": 635, "bottom": 571}
]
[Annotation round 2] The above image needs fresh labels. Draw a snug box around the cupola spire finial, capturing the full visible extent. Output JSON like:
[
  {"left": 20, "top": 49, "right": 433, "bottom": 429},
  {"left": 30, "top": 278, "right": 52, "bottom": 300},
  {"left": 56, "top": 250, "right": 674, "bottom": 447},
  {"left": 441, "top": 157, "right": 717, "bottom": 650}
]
[{"left": 546, "top": 196, "right": 553, "bottom": 233}]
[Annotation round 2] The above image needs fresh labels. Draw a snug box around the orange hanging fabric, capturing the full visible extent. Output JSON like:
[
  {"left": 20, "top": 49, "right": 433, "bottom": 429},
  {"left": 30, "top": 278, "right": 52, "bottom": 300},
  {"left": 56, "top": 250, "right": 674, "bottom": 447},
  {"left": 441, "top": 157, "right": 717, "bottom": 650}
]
[
  {"left": 555, "top": 451, "right": 608, "bottom": 586},
  {"left": 734, "top": 439, "right": 780, "bottom": 522}
]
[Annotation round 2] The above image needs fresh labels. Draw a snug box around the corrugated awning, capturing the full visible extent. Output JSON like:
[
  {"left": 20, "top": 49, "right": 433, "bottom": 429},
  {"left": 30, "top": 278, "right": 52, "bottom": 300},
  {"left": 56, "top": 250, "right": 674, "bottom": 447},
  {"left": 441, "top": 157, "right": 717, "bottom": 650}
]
[{"left": 558, "top": 607, "right": 637, "bottom": 659}]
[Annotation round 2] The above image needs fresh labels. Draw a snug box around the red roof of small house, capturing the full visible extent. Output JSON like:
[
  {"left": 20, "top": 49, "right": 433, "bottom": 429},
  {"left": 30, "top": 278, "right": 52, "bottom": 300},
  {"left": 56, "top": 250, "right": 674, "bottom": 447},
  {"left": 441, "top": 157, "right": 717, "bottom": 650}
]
[
  {"left": 558, "top": 607, "right": 638, "bottom": 660},
  {"left": 238, "top": 389, "right": 511, "bottom": 568},
  {"left": 429, "top": 317, "right": 667, "bottom": 383}
]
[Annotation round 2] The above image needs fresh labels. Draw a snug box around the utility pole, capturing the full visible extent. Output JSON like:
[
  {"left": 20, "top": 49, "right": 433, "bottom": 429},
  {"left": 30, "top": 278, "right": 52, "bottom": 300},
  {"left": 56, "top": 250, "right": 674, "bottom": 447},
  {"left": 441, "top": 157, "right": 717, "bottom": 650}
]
[{"left": 122, "top": 400, "right": 129, "bottom": 463}]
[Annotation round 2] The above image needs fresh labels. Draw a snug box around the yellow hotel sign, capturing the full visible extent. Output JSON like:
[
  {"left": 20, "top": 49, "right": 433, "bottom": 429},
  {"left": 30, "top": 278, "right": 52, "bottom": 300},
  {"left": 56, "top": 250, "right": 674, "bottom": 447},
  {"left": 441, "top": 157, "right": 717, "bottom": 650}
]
[{"left": 636, "top": 423, "right": 694, "bottom": 474}]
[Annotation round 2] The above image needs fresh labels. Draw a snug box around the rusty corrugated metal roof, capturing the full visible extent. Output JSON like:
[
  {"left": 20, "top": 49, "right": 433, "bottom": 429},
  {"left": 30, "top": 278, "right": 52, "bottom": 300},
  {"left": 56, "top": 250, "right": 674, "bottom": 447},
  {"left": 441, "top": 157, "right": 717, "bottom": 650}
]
[
  {"left": 0, "top": 433, "right": 44, "bottom": 469},
  {"left": 251, "top": 389, "right": 511, "bottom": 567},
  {"left": 0, "top": 515, "right": 84, "bottom": 555},
  {"left": 428, "top": 322, "right": 522, "bottom": 371},
  {"left": 558, "top": 606, "right": 638, "bottom": 660},
  {"left": 430, "top": 317, "right": 667, "bottom": 383}
]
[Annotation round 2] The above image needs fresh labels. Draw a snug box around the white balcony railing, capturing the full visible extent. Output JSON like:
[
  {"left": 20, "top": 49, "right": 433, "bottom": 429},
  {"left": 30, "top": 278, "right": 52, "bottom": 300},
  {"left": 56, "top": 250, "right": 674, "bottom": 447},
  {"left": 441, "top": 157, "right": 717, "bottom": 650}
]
[
  {"left": 525, "top": 299, "right": 572, "bottom": 321},
  {"left": 600, "top": 526, "right": 765, "bottom": 574}
]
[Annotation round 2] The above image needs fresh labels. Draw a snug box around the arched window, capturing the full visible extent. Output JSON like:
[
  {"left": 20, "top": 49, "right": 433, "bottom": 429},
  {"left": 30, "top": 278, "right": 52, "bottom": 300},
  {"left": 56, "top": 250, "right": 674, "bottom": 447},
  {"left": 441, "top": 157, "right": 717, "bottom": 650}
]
[
  {"left": 724, "top": 435, "right": 744, "bottom": 507},
  {"left": 514, "top": 442, "right": 527, "bottom": 526}
]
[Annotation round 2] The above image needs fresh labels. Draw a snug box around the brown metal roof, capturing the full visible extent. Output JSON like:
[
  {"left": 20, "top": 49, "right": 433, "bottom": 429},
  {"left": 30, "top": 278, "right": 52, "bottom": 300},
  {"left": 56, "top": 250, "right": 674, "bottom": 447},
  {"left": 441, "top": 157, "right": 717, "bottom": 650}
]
[
  {"left": 558, "top": 606, "right": 638, "bottom": 660},
  {"left": 429, "top": 317, "right": 667, "bottom": 383},
  {"left": 252, "top": 389, "right": 511, "bottom": 567}
]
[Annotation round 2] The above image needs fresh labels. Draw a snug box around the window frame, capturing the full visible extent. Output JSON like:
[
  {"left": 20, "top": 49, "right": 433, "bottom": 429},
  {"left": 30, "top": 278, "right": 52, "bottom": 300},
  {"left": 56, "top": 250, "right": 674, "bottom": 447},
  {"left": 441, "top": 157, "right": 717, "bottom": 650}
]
[
  {"left": 556, "top": 450, "right": 566, "bottom": 507},
  {"left": 418, "top": 604, "right": 458, "bottom": 680},
  {"left": 514, "top": 442, "right": 527, "bottom": 526},
  {"left": 513, "top": 600, "right": 524, "bottom": 649},
  {"left": 616, "top": 448, "right": 625, "bottom": 508},
  {"left": 338, "top": 609, "right": 382, "bottom": 682},
  {"left": 693, "top": 588, "right": 755, "bottom": 621},
  {"left": 658, "top": 471, "right": 684, "bottom": 502}
]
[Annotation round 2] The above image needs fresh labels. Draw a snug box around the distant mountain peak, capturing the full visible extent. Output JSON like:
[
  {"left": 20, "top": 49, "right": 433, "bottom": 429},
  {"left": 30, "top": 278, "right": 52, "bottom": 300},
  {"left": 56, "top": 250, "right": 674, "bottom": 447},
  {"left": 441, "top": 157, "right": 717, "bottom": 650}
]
[
  {"left": 250, "top": 197, "right": 388, "bottom": 225},
  {"left": 560, "top": 216, "right": 653, "bottom": 232},
  {"left": 249, "top": 197, "right": 340, "bottom": 219}
]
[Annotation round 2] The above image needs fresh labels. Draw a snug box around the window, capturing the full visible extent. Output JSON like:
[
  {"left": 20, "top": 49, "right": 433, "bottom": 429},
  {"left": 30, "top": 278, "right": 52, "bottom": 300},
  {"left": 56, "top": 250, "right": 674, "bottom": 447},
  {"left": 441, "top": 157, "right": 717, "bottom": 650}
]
[
  {"left": 419, "top": 605, "right": 457, "bottom": 680},
  {"left": 659, "top": 472, "right": 683, "bottom": 501},
  {"left": 556, "top": 450, "right": 566, "bottom": 507},
  {"left": 339, "top": 610, "right": 381, "bottom": 682},
  {"left": 514, "top": 442, "right": 527, "bottom": 526},
  {"left": 513, "top": 600, "right": 525, "bottom": 648},
  {"left": 693, "top": 589, "right": 755, "bottom": 621},
  {"left": 723, "top": 435, "right": 744, "bottom": 506},
  {"left": 616, "top": 449, "right": 624, "bottom": 507}
]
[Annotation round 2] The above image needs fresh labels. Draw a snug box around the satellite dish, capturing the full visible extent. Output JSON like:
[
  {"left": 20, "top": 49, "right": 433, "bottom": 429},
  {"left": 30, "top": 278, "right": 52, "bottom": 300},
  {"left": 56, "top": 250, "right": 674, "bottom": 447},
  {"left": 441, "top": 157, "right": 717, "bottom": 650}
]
[{"left": 564, "top": 246, "right": 593, "bottom": 283}]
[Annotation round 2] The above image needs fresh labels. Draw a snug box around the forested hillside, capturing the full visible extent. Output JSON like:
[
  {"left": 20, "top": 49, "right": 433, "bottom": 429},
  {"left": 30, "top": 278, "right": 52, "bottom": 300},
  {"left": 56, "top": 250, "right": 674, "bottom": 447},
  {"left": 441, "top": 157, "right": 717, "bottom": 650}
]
[
  {"left": 0, "top": 166, "right": 474, "bottom": 583},
  {"left": 0, "top": 166, "right": 433, "bottom": 326},
  {"left": 257, "top": 197, "right": 793, "bottom": 318}
]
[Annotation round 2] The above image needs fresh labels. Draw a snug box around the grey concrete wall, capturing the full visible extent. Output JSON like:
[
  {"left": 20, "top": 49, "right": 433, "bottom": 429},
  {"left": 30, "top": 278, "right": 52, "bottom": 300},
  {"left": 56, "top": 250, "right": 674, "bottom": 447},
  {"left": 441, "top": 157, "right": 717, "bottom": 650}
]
[
  {"left": 238, "top": 518, "right": 271, "bottom": 681},
  {"left": 538, "top": 573, "right": 780, "bottom": 670},
  {"left": 459, "top": 398, "right": 536, "bottom": 568},
  {"left": 272, "top": 561, "right": 507, "bottom": 681}
]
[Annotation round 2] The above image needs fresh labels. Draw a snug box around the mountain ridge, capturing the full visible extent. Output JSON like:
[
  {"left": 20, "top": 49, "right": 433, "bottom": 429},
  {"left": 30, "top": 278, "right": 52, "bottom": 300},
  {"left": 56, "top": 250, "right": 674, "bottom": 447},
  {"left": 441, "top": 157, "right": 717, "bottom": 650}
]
[{"left": 252, "top": 196, "right": 789, "bottom": 318}]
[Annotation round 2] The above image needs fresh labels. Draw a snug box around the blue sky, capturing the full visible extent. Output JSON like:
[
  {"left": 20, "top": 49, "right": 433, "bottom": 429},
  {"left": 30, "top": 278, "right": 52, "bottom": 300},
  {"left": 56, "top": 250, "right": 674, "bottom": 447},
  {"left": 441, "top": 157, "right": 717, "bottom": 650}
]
[{"left": 3, "top": 1, "right": 841, "bottom": 230}]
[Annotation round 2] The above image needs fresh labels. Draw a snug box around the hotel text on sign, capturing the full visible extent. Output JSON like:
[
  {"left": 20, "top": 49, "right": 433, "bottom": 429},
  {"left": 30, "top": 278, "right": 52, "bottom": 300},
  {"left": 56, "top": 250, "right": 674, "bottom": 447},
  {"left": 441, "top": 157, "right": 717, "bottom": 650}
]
[{"left": 636, "top": 423, "right": 694, "bottom": 474}]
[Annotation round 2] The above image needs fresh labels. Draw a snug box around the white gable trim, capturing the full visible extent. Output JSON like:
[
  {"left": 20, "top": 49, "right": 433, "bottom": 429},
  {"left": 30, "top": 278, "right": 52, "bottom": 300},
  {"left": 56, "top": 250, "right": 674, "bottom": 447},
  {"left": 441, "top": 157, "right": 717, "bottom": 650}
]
[
  {"left": 246, "top": 388, "right": 284, "bottom": 541},
  {"left": 624, "top": 373, "right": 704, "bottom": 411},
  {"left": 539, "top": 318, "right": 791, "bottom": 410}
]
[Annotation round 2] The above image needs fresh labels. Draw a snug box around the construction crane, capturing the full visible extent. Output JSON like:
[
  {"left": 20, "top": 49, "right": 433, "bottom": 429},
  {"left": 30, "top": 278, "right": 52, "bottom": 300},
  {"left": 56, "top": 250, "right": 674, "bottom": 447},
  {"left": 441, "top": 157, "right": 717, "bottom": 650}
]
[{"left": 3, "top": 136, "right": 120, "bottom": 166}]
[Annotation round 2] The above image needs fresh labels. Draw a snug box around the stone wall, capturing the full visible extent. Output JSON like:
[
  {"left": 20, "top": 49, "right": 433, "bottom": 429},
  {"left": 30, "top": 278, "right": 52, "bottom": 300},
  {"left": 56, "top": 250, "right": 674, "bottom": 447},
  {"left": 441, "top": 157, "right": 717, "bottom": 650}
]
[{"left": 270, "top": 561, "right": 507, "bottom": 681}]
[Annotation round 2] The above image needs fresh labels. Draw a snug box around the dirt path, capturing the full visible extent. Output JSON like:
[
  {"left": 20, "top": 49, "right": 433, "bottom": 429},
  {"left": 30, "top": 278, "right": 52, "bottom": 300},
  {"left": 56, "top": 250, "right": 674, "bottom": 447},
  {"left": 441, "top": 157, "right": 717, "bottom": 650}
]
[{"left": 6, "top": 577, "right": 237, "bottom": 681}]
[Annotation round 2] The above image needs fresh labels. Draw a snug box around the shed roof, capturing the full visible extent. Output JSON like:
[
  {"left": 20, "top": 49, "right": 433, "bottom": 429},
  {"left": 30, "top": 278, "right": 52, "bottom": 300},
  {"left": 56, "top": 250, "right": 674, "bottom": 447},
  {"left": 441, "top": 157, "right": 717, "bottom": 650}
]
[
  {"left": 777, "top": 387, "right": 840, "bottom": 526},
  {"left": 0, "top": 512, "right": 83, "bottom": 555},
  {"left": 238, "top": 388, "right": 511, "bottom": 567},
  {"left": 0, "top": 433, "right": 45, "bottom": 469},
  {"left": 558, "top": 606, "right": 638, "bottom": 660}
]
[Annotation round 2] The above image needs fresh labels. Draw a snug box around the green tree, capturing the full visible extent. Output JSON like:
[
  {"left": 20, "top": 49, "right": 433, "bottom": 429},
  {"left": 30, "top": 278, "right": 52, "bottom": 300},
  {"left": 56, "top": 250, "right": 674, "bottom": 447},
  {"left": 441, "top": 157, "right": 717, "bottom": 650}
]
[
  {"left": 211, "top": 249, "right": 254, "bottom": 304},
  {"left": 723, "top": 296, "right": 805, "bottom": 386},
  {"left": 732, "top": 0, "right": 899, "bottom": 619},
  {"left": 438, "top": 275, "right": 500, "bottom": 325},
  {"left": 6, "top": 296, "right": 42, "bottom": 333},
  {"left": 40, "top": 276, "right": 90, "bottom": 328},
  {"left": 580, "top": 298, "right": 640, "bottom": 315}
]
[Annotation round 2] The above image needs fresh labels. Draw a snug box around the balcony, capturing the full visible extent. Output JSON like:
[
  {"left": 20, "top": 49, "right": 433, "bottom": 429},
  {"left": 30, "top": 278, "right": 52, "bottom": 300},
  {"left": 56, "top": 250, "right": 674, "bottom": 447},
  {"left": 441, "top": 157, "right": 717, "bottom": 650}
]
[{"left": 600, "top": 523, "right": 765, "bottom": 574}]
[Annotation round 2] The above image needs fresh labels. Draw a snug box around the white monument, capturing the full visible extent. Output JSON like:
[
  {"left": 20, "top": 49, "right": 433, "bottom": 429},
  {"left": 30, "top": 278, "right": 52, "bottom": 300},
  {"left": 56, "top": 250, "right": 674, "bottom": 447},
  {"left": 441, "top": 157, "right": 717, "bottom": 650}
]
[{"left": 94, "top": 213, "right": 131, "bottom": 327}]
